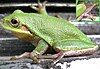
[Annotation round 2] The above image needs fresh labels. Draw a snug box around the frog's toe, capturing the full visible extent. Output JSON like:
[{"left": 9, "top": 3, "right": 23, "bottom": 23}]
[
  {"left": 37, "top": 1, "right": 47, "bottom": 14},
  {"left": 30, "top": 1, "right": 47, "bottom": 11},
  {"left": 30, "top": 1, "right": 47, "bottom": 15},
  {"left": 10, "top": 52, "right": 30, "bottom": 60},
  {"left": 38, "top": 1, "right": 47, "bottom": 8},
  {"left": 30, "top": 52, "right": 40, "bottom": 63}
]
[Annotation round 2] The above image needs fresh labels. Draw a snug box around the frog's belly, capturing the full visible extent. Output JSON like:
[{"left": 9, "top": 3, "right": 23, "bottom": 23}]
[{"left": 64, "top": 46, "right": 98, "bottom": 56}]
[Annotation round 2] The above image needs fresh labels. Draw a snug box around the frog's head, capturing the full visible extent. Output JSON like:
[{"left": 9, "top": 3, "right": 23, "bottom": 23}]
[{"left": 2, "top": 10, "right": 34, "bottom": 41}]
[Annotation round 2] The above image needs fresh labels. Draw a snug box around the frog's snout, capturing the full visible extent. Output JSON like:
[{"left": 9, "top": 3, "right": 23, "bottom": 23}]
[
  {"left": 0, "top": 19, "right": 3, "bottom": 23},
  {"left": 0, "top": 19, "right": 4, "bottom": 27},
  {"left": 1, "top": 19, "right": 6, "bottom": 24}
]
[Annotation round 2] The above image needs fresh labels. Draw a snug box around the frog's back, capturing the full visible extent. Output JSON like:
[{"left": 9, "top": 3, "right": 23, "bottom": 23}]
[{"left": 22, "top": 13, "right": 94, "bottom": 45}]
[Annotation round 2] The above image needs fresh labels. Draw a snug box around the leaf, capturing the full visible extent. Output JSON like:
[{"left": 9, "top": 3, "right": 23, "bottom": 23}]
[{"left": 76, "top": 3, "right": 86, "bottom": 18}]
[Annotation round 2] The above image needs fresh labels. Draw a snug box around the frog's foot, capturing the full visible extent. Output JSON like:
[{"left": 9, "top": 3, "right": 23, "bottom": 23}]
[
  {"left": 50, "top": 51, "right": 65, "bottom": 64},
  {"left": 30, "top": 1, "right": 47, "bottom": 15},
  {"left": 30, "top": 51, "right": 40, "bottom": 63},
  {"left": 10, "top": 52, "right": 30, "bottom": 60}
]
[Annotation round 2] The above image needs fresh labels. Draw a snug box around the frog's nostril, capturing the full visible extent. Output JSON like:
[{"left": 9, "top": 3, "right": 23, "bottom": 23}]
[{"left": 2, "top": 19, "right": 8, "bottom": 23}]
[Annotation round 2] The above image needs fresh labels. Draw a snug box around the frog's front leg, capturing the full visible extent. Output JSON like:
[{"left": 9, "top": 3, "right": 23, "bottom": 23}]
[
  {"left": 11, "top": 40, "right": 49, "bottom": 63},
  {"left": 30, "top": 1, "right": 48, "bottom": 15},
  {"left": 30, "top": 40, "right": 49, "bottom": 63}
]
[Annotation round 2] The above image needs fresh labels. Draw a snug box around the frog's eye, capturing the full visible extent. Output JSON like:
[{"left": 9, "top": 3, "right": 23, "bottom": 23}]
[{"left": 11, "top": 19, "right": 19, "bottom": 27}]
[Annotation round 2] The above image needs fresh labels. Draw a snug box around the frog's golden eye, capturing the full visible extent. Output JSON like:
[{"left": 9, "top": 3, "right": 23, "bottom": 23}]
[{"left": 11, "top": 19, "right": 19, "bottom": 27}]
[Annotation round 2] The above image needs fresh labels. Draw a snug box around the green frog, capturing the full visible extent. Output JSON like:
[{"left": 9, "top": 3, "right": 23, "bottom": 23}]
[{"left": 1, "top": 1, "right": 98, "bottom": 64}]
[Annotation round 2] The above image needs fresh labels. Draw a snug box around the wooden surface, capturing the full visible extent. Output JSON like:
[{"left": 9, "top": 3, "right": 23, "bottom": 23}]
[{"left": 0, "top": 54, "right": 100, "bottom": 69}]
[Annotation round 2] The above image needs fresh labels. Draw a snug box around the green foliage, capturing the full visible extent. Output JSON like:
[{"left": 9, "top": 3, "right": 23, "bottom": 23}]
[
  {"left": 77, "top": 0, "right": 99, "bottom": 5},
  {"left": 76, "top": 3, "right": 86, "bottom": 18}
]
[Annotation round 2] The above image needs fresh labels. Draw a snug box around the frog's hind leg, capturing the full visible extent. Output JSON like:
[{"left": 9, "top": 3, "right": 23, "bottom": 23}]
[
  {"left": 51, "top": 39, "right": 98, "bottom": 64},
  {"left": 51, "top": 51, "right": 65, "bottom": 64},
  {"left": 30, "top": 1, "right": 48, "bottom": 15},
  {"left": 51, "top": 46, "right": 98, "bottom": 64}
]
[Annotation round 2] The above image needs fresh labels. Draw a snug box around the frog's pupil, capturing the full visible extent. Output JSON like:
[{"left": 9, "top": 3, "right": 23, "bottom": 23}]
[{"left": 11, "top": 19, "right": 18, "bottom": 24}]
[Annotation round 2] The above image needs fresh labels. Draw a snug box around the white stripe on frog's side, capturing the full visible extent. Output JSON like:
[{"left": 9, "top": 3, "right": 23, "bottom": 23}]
[{"left": 64, "top": 45, "right": 99, "bottom": 56}]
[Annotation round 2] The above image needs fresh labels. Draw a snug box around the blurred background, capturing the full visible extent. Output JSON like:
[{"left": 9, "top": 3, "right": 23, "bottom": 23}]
[{"left": 76, "top": 0, "right": 100, "bottom": 21}]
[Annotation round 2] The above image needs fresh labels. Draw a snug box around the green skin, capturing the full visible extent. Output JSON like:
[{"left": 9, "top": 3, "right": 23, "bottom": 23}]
[{"left": 1, "top": 2, "right": 98, "bottom": 64}]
